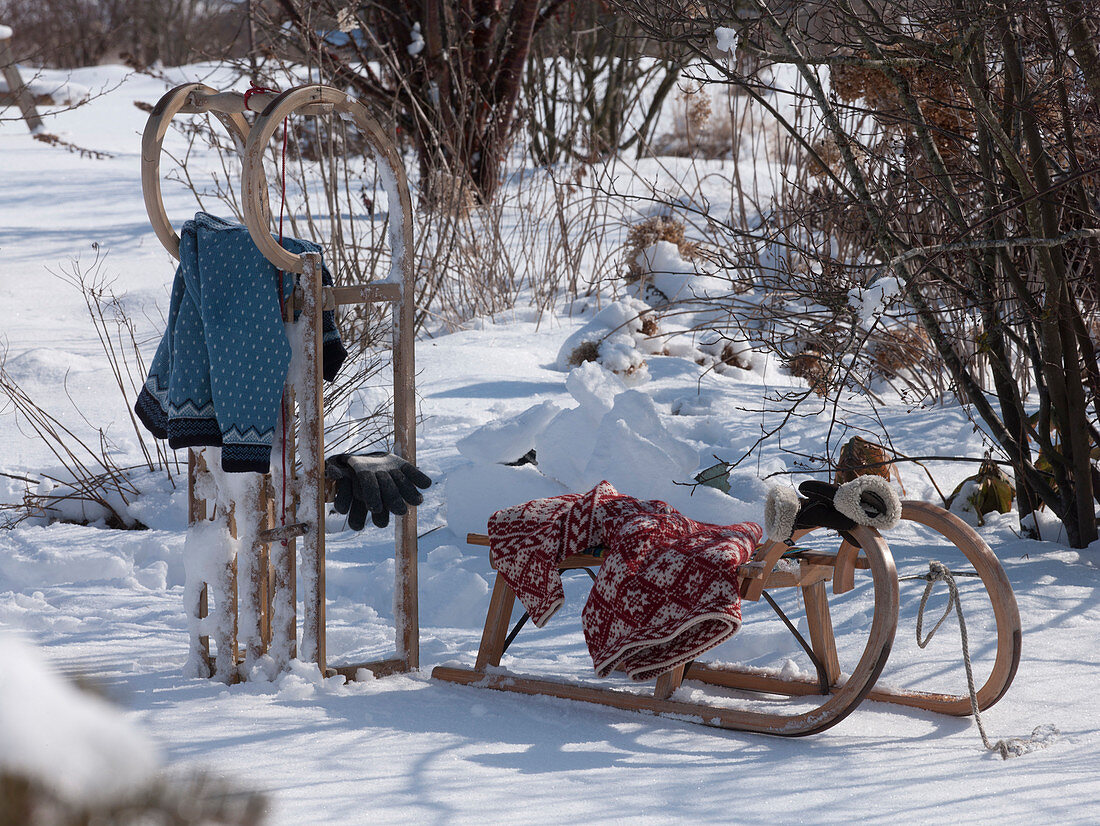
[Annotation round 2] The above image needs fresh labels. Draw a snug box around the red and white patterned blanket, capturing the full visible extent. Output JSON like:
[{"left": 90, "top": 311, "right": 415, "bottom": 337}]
[{"left": 488, "top": 481, "right": 762, "bottom": 682}]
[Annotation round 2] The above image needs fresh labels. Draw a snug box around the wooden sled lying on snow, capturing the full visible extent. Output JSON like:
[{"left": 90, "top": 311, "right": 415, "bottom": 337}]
[{"left": 433, "top": 500, "right": 1021, "bottom": 736}]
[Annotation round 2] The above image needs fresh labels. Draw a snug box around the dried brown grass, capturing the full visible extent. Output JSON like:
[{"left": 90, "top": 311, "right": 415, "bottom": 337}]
[
  {"left": 870, "top": 324, "right": 934, "bottom": 379},
  {"left": 624, "top": 216, "right": 700, "bottom": 282},
  {"left": 566, "top": 340, "right": 602, "bottom": 366},
  {"left": 786, "top": 346, "right": 834, "bottom": 396},
  {"left": 834, "top": 436, "right": 893, "bottom": 484}
]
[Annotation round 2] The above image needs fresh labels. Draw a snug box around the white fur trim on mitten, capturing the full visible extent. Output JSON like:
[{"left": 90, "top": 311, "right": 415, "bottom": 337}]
[
  {"left": 764, "top": 485, "right": 800, "bottom": 542},
  {"left": 833, "top": 475, "right": 902, "bottom": 531}
]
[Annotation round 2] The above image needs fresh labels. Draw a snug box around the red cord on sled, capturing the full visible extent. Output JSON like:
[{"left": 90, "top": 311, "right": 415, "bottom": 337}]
[{"left": 242, "top": 85, "right": 279, "bottom": 110}]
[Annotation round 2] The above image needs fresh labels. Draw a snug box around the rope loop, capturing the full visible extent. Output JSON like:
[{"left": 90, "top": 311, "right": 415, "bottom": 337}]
[
  {"left": 915, "top": 560, "right": 960, "bottom": 649},
  {"left": 915, "top": 560, "right": 1057, "bottom": 759}
]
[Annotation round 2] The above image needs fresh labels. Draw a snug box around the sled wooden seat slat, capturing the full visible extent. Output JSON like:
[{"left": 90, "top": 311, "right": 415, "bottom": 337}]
[
  {"left": 176, "top": 89, "right": 328, "bottom": 117},
  {"left": 326, "top": 283, "right": 403, "bottom": 308},
  {"left": 464, "top": 532, "right": 869, "bottom": 592}
]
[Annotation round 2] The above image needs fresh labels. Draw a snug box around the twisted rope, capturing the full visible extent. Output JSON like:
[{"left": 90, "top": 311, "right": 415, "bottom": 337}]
[{"left": 909, "top": 561, "right": 1057, "bottom": 759}]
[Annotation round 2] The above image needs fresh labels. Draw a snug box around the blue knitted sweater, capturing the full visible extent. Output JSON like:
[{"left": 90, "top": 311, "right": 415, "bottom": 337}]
[{"left": 136, "top": 213, "right": 346, "bottom": 473}]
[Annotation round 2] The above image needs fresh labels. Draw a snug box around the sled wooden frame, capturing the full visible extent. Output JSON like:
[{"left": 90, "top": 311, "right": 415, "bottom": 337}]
[
  {"left": 142, "top": 83, "right": 418, "bottom": 681},
  {"left": 0, "top": 27, "right": 44, "bottom": 133},
  {"left": 433, "top": 501, "right": 1021, "bottom": 736}
]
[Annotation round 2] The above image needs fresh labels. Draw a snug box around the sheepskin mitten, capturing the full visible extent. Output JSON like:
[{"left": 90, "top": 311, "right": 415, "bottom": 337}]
[
  {"left": 832, "top": 474, "right": 902, "bottom": 531},
  {"left": 764, "top": 485, "right": 800, "bottom": 543},
  {"left": 794, "top": 480, "right": 857, "bottom": 535},
  {"left": 799, "top": 480, "right": 841, "bottom": 507}
]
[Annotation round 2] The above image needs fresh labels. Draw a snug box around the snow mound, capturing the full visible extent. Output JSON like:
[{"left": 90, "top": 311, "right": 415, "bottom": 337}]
[
  {"left": 0, "top": 521, "right": 182, "bottom": 592},
  {"left": 0, "top": 75, "right": 90, "bottom": 105},
  {"left": 444, "top": 461, "right": 567, "bottom": 545},
  {"left": 554, "top": 298, "right": 658, "bottom": 382},
  {"left": 456, "top": 400, "right": 560, "bottom": 464},
  {"left": 631, "top": 240, "right": 731, "bottom": 310},
  {"left": 3, "top": 348, "right": 100, "bottom": 381},
  {"left": 418, "top": 545, "right": 491, "bottom": 628},
  {"left": 696, "top": 335, "right": 762, "bottom": 375},
  {"left": 445, "top": 360, "right": 705, "bottom": 530},
  {"left": 0, "top": 632, "right": 161, "bottom": 806}
]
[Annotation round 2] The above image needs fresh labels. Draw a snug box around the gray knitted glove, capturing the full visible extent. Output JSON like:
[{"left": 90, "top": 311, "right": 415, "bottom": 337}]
[{"left": 325, "top": 452, "right": 432, "bottom": 530}]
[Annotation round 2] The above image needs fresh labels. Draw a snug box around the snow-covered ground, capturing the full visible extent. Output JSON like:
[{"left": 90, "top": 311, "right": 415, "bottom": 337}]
[{"left": 2, "top": 65, "right": 1099, "bottom": 824}]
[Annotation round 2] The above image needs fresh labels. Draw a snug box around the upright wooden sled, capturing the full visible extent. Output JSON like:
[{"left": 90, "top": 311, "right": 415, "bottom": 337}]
[
  {"left": 142, "top": 83, "right": 419, "bottom": 682},
  {"left": 433, "top": 501, "right": 1021, "bottom": 736}
]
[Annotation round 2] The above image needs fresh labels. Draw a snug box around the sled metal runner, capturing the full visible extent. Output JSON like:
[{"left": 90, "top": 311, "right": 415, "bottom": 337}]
[
  {"left": 432, "top": 502, "right": 1021, "bottom": 736},
  {"left": 142, "top": 83, "right": 418, "bottom": 682}
]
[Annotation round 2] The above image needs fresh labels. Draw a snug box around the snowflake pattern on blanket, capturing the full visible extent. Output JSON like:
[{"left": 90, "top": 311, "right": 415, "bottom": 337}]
[{"left": 488, "top": 481, "right": 762, "bottom": 682}]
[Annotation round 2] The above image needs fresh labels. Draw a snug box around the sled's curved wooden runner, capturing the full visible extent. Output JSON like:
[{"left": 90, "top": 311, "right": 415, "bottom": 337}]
[
  {"left": 433, "top": 502, "right": 1020, "bottom": 735},
  {"left": 882, "top": 501, "right": 1021, "bottom": 714}
]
